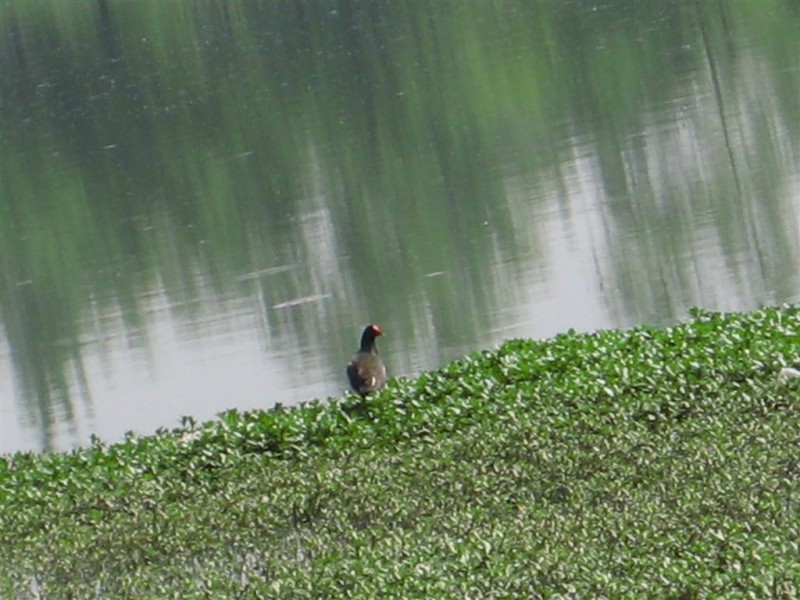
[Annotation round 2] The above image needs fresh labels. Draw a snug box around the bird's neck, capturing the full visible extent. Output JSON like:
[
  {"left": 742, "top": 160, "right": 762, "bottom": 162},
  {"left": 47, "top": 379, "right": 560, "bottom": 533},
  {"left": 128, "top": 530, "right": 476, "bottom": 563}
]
[{"left": 360, "top": 336, "right": 378, "bottom": 354}]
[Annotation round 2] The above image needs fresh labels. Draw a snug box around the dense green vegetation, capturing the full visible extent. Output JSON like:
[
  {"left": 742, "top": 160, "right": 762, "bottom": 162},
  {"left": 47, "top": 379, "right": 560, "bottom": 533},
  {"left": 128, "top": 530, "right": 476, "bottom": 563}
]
[{"left": 2, "top": 306, "right": 799, "bottom": 598}]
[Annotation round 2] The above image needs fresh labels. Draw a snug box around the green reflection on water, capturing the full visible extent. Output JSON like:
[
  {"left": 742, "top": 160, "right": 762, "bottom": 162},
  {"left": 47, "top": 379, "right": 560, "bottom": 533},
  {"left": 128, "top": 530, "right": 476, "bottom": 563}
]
[{"left": 1, "top": 0, "right": 798, "bottom": 451}]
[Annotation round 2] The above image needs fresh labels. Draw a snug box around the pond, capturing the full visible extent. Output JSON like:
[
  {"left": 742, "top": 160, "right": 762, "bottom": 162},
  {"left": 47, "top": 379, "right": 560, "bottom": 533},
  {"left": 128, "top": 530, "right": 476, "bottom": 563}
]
[{"left": 1, "top": 1, "right": 798, "bottom": 453}]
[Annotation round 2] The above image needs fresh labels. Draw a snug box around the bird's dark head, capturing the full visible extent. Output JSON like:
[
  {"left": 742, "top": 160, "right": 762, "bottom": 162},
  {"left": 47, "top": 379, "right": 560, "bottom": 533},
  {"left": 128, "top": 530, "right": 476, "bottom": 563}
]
[{"left": 359, "top": 324, "right": 384, "bottom": 352}]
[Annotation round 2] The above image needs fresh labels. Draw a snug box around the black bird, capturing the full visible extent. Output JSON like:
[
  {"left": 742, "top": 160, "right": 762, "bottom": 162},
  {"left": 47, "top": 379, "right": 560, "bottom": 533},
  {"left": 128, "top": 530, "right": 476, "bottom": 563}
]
[{"left": 347, "top": 324, "right": 386, "bottom": 396}]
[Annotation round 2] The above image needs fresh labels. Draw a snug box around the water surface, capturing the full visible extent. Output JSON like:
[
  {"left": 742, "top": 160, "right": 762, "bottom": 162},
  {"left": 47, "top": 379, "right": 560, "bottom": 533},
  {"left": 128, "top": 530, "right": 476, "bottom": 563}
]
[{"left": 2, "top": 1, "right": 798, "bottom": 453}]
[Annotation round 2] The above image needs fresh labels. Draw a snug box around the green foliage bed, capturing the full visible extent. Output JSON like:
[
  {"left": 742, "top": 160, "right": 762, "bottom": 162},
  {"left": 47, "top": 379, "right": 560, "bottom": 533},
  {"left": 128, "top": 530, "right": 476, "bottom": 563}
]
[{"left": 2, "top": 306, "right": 799, "bottom": 598}]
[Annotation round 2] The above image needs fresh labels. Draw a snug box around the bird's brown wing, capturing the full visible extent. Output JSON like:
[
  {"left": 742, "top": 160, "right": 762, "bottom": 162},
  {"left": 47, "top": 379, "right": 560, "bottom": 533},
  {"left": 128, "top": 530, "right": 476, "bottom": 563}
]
[{"left": 347, "top": 353, "right": 386, "bottom": 395}]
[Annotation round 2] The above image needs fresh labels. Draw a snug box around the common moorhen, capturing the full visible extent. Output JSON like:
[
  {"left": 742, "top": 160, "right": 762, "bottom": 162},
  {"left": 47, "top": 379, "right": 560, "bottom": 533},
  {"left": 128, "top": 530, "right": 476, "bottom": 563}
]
[{"left": 347, "top": 324, "right": 387, "bottom": 396}]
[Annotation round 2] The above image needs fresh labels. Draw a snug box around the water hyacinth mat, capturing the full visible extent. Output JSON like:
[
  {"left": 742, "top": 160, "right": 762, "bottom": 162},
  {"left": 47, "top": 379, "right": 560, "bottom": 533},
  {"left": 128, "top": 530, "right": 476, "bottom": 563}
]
[{"left": 1, "top": 305, "right": 798, "bottom": 597}]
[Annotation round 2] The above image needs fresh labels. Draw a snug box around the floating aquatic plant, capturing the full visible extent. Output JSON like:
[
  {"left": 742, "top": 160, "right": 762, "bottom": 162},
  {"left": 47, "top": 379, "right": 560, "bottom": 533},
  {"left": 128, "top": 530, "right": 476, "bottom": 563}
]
[{"left": 1, "top": 305, "right": 798, "bottom": 597}]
